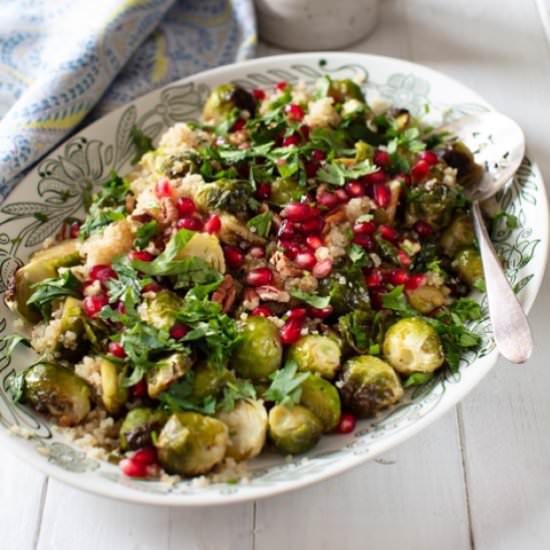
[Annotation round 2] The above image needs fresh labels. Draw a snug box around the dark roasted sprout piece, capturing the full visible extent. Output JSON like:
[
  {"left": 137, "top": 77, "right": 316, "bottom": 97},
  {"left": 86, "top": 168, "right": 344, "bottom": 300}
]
[
  {"left": 405, "top": 183, "right": 461, "bottom": 230},
  {"left": 147, "top": 353, "right": 192, "bottom": 399},
  {"left": 443, "top": 142, "right": 484, "bottom": 187},
  {"left": 202, "top": 83, "right": 256, "bottom": 124},
  {"left": 339, "top": 355, "right": 404, "bottom": 418},
  {"left": 268, "top": 404, "right": 322, "bottom": 455},
  {"left": 100, "top": 358, "right": 128, "bottom": 415},
  {"left": 194, "top": 179, "right": 254, "bottom": 218},
  {"left": 287, "top": 335, "right": 341, "bottom": 379},
  {"left": 192, "top": 363, "right": 235, "bottom": 400},
  {"left": 119, "top": 407, "right": 168, "bottom": 451},
  {"left": 156, "top": 412, "right": 228, "bottom": 476},
  {"left": 22, "top": 363, "right": 91, "bottom": 426},
  {"left": 319, "top": 269, "right": 371, "bottom": 316},
  {"left": 452, "top": 248, "right": 484, "bottom": 287},
  {"left": 440, "top": 213, "right": 475, "bottom": 257},
  {"left": 300, "top": 375, "right": 341, "bottom": 432}
]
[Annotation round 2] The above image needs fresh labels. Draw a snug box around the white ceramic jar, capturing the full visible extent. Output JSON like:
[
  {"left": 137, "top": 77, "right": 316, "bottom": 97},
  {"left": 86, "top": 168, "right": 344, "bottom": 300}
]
[{"left": 255, "top": 0, "right": 380, "bottom": 51}]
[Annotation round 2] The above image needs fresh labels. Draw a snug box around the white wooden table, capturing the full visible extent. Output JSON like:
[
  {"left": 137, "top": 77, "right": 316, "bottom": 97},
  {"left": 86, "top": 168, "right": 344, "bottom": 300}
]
[{"left": 3, "top": 1, "right": 550, "bottom": 548}]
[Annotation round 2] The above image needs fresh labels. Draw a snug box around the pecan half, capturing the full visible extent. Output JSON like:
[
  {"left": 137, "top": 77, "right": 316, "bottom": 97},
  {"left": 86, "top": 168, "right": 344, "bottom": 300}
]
[{"left": 212, "top": 274, "right": 238, "bottom": 313}]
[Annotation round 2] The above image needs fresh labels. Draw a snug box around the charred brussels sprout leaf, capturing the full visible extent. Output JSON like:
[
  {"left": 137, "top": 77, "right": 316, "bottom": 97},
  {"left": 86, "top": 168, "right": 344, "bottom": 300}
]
[
  {"left": 405, "top": 183, "right": 463, "bottom": 230},
  {"left": 119, "top": 407, "right": 168, "bottom": 451},
  {"left": 268, "top": 404, "right": 322, "bottom": 455},
  {"left": 440, "top": 213, "right": 475, "bottom": 258}
]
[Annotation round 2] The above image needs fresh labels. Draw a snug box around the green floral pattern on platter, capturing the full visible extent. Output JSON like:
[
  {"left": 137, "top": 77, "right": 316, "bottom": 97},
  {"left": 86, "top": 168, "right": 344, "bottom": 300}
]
[{"left": 0, "top": 56, "right": 546, "bottom": 502}]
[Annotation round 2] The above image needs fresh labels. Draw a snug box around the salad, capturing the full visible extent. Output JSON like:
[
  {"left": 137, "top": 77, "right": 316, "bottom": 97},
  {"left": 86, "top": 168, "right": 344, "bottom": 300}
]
[{"left": 5, "top": 76, "right": 491, "bottom": 480}]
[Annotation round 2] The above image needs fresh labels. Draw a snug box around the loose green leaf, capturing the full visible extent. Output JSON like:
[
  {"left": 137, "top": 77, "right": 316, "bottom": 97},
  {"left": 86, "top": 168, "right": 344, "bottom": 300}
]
[
  {"left": 289, "top": 289, "right": 331, "bottom": 309},
  {"left": 6, "top": 370, "right": 26, "bottom": 402},
  {"left": 264, "top": 360, "right": 310, "bottom": 406},
  {"left": 174, "top": 257, "right": 224, "bottom": 289},
  {"left": 1, "top": 334, "right": 31, "bottom": 358},
  {"left": 158, "top": 372, "right": 217, "bottom": 416},
  {"left": 451, "top": 298, "right": 482, "bottom": 321},
  {"left": 219, "top": 380, "right": 257, "bottom": 413},
  {"left": 134, "top": 220, "right": 159, "bottom": 250},
  {"left": 79, "top": 208, "right": 125, "bottom": 240},
  {"left": 404, "top": 372, "right": 434, "bottom": 388},
  {"left": 27, "top": 271, "right": 82, "bottom": 318},
  {"left": 382, "top": 286, "right": 418, "bottom": 317},
  {"left": 247, "top": 211, "right": 273, "bottom": 237},
  {"left": 131, "top": 127, "right": 154, "bottom": 164},
  {"left": 317, "top": 159, "right": 378, "bottom": 186}
]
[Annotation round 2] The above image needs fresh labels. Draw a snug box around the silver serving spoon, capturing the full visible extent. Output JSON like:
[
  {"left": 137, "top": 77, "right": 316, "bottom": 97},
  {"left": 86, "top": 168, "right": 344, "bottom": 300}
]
[{"left": 441, "top": 111, "right": 532, "bottom": 363}]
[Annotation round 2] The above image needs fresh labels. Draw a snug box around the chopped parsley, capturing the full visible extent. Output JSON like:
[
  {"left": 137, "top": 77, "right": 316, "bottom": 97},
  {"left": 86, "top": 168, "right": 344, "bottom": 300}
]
[{"left": 264, "top": 360, "right": 310, "bottom": 406}]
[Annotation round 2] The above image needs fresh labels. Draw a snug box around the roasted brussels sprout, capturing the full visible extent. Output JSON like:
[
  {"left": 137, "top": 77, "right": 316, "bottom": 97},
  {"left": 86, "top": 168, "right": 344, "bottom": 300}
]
[
  {"left": 270, "top": 177, "right": 301, "bottom": 206},
  {"left": 405, "top": 183, "right": 460, "bottom": 230},
  {"left": 194, "top": 179, "right": 253, "bottom": 218},
  {"left": 147, "top": 353, "right": 192, "bottom": 399},
  {"left": 216, "top": 399, "right": 268, "bottom": 461},
  {"left": 202, "top": 83, "right": 256, "bottom": 124},
  {"left": 119, "top": 407, "right": 168, "bottom": 451},
  {"left": 407, "top": 285, "right": 448, "bottom": 314},
  {"left": 139, "top": 290, "right": 183, "bottom": 331},
  {"left": 268, "top": 404, "right": 322, "bottom": 455},
  {"left": 22, "top": 362, "right": 91, "bottom": 426},
  {"left": 319, "top": 269, "right": 371, "bottom": 316},
  {"left": 440, "top": 213, "right": 475, "bottom": 257},
  {"left": 328, "top": 79, "right": 365, "bottom": 102},
  {"left": 192, "top": 363, "right": 235, "bottom": 400},
  {"left": 177, "top": 232, "right": 227, "bottom": 273},
  {"left": 230, "top": 316, "right": 282, "bottom": 380},
  {"left": 383, "top": 318, "right": 445, "bottom": 374},
  {"left": 156, "top": 412, "right": 229, "bottom": 476},
  {"left": 287, "top": 335, "right": 341, "bottom": 379},
  {"left": 443, "top": 142, "right": 484, "bottom": 187},
  {"left": 339, "top": 355, "right": 404, "bottom": 418},
  {"left": 337, "top": 309, "right": 392, "bottom": 356},
  {"left": 452, "top": 248, "right": 483, "bottom": 287},
  {"left": 100, "top": 358, "right": 128, "bottom": 415},
  {"left": 218, "top": 212, "right": 265, "bottom": 246},
  {"left": 300, "top": 375, "right": 341, "bottom": 432},
  {"left": 13, "top": 239, "right": 80, "bottom": 322}
]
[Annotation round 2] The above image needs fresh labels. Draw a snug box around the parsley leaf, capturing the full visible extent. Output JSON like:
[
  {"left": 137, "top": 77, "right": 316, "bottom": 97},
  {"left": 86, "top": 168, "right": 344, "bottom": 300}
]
[
  {"left": 289, "top": 289, "right": 331, "bottom": 309},
  {"left": 382, "top": 285, "right": 418, "bottom": 317},
  {"left": 27, "top": 271, "right": 82, "bottom": 318},
  {"left": 219, "top": 380, "right": 257, "bottom": 413},
  {"left": 451, "top": 298, "right": 482, "bottom": 321},
  {"left": 107, "top": 257, "right": 150, "bottom": 314},
  {"left": 131, "top": 127, "right": 154, "bottom": 164},
  {"left": 347, "top": 243, "right": 372, "bottom": 267},
  {"left": 403, "top": 372, "right": 434, "bottom": 388},
  {"left": 264, "top": 360, "right": 310, "bottom": 406},
  {"left": 317, "top": 159, "right": 378, "bottom": 186},
  {"left": 134, "top": 220, "right": 158, "bottom": 250},
  {"left": 79, "top": 208, "right": 125, "bottom": 240},
  {"left": 173, "top": 257, "right": 224, "bottom": 289},
  {"left": 158, "top": 372, "right": 217, "bottom": 416},
  {"left": 247, "top": 211, "right": 273, "bottom": 237}
]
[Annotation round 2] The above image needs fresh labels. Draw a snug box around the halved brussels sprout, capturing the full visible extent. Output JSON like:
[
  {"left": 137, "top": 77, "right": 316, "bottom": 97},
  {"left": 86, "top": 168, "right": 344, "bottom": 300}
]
[
  {"left": 22, "top": 362, "right": 91, "bottom": 426},
  {"left": 147, "top": 353, "right": 192, "bottom": 399},
  {"left": 192, "top": 363, "right": 235, "bottom": 399},
  {"left": 452, "top": 248, "right": 483, "bottom": 287},
  {"left": 319, "top": 270, "right": 371, "bottom": 316},
  {"left": 383, "top": 318, "right": 445, "bottom": 374},
  {"left": 405, "top": 183, "right": 460, "bottom": 230},
  {"left": 270, "top": 178, "right": 301, "bottom": 207},
  {"left": 300, "top": 375, "right": 341, "bottom": 432},
  {"left": 230, "top": 316, "right": 282, "bottom": 380},
  {"left": 268, "top": 404, "right": 322, "bottom": 455},
  {"left": 216, "top": 399, "right": 268, "bottom": 461},
  {"left": 156, "top": 412, "right": 229, "bottom": 476},
  {"left": 443, "top": 142, "right": 484, "bottom": 188},
  {"left": 194, "top": 179, "right": 254, "bottom": 219},
  {"left": 202, "top": 83, "right": 256, "bottom": 124},
  {"left": 13, "top": 240, "right": 80, "bottom": 322},
  {"left": 100, "top": 358, "right": 128, "bottom": 415},
  {"left": 177, "top": 232, "right": 226, "bottom": 273},
  {"left": 328, "top": 79, "right": 365, "bottom": 102},
  {"left": 407, "top": 285, "right": 448, "bottom": 314},
  {"left": 119, "top": 407, "right": 168, "bottom": 451},
  {"left": 287, "top": 335, "right": 341, "bottom": 379},
  {"left": 139, "top": 290, "right": 183, "bottom": 331},
  {"left": 440, "top": 213, "right": 475, "bottom": 258},
  {"left": 218, "top": 212, "right": 266, "bottom": 247},
  {"left": 339, "top": 355, "right": 404, "bottom": 418}
]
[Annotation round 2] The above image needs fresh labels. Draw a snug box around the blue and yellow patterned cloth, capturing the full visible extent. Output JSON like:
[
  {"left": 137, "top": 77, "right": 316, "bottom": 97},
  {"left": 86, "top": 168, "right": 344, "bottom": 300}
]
[{"left": 0, "top": 0, "right": 256, "bottom": 201}]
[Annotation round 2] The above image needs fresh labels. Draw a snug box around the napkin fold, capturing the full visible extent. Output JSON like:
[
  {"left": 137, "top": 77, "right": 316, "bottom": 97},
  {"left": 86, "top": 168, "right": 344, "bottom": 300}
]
[{"left": 0, "top": 0, "right": 256, "bottom": 200}]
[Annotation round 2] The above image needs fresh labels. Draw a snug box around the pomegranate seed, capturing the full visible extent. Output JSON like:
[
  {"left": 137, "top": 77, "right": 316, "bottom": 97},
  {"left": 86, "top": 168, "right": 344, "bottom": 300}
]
[
  {"left": 304, "top": 160, "right": 319, "bottom": 178},
  {"left": 337, "top": 413, "right": 357, "bottom": 434},
  {"left": 345, "top": 181, "right": 365, "bottom": 198},
  {"left": 278, "top": 220, "right": 297, "bottom": 239},
  {"left": 369, "top": 285, "right": 387, "bottom": 310},
  {"left": 255, "top": 182, "right": 271, "bottom": 200},
  {"left": 308, "top": 305, "right": 333, "bottom": 319},
  {"left": 276, "top": 81, "right": 287, "bottom": 91},
  {"left": 176, "top": 216, "right": 203, "bottom": 231},
  {"left": 398, "top": 249, "right": 412, "bottom": 267},
  {"left": 176, "top": 197, "right": 197, "bottom": 217},
  {"left": 373, "top": 149, "right": 391, "bottom": 168},
  {"left": 362, "top": 171, "right": 387, "bottom": 185},
  {"left": 406, "top": 273, "right": 426, "bottom": 290},
  {"left": 285, "top": 103, "right": 304, "bottom": 121},
  {"left": 132, "top": 447, "right": 157, "bottom": 466},
  {"left": 378, "top": 224, "right": 398, "bottom": 241},
  {"left": 317, "top": 191, "right": 340, "bottom": 209},
  {"left": 120, "top": 458, "right": 148, "bottom": 478},
  {"left": 298, "top": 218, "right": 324, "bottom": 234},
  {"left": 390, "top": 269, "right": 409, "bottom": 286},
  {"left": 299, "top": 124, "right": 310, "bottom": 140},
  {"left": 281, "top": 203, "right": 319, "bottom": 222},
  {"left": 280, "top": 241, "right": 298, "bottom": 259},
  {"left": 411, "top": 159, "right": 430, "bottom": 181},
  {"left": 246, "top": 267, "right": 273, "bottom": 286},
  {"left": 129, "top": 250, "right": 154, "bottom": 262},
  {"left": 353, "top": 221, "right": 376, "bottom": 235},
  {"left": 413, "top": 220, "right": 433, "bottom": 238},
  {"left": 283, "top": 134, "right": 300, "bottom": 147},
  {"left": 170, "top": 322, "right": 189, "bottom": 340},
  {"left": 69, "top": 222, "right": 81, "bottom": 239},
  {"left": 249, "top": 246, "right": 265, "bottom": 258},
  {"left": 366, "top": 269, "right": 383, "bottom": 287},
  {"left": 295, "top": 251, "right": 316, "bottom": 270},
  {"left": 231, "top": 118, "right": 246, "bottom": 132},
  {"left": 204, "top": 214, "right": 221, "bottom": 234},
  {"left": 116, "top": 301, "right": 126, "bottom": 315},
  {"left": 155, "top": 178, "right": 173, "bottom": 199},
  {"left": 312, "top": 258, "right": 333, "bottom": 278},
  {"left": 397, "top": 173, "right": 412, "bottom": 186},
  {"left": 419, "top": 150, "right": 438, "bottom": 166},
  {"left": 312, "top": 149, "right": 326, "bottom": 161},
  {"left": 131, "top": 379, "right": 147, "bottom": 398},
  {"left": 334, "top": 189, "right": 349, "bottom": 203},
  {"left": 287, "top": 307, "right": 307, "bottom": 320},
  {"left": 253, "top": 88, "right": 266, "bottom": 101},
  {"left": 108, "top": 342, "right": 126, "bottom": 359},
  {"left": 89, "top": 264, "right": 117, "bottom": 284},
  {"left": 306, "top": 235, "right": 323, "bottom": 249},
  {"left": 224, "top": 246, "right": 244, "bottom": 268},
  {"left": 373, "top": 182, "right": 391, "bottom": 208},
  {"left": 83, "top": 294, "right": 108, "bottom": 317},
  {"left": 252, "top": 305, "right": 272, "bottom": 317},
  {"left": 353, "top": 233, "right": 374, "bottom": 249},
  {"left": 280, "top": 318, "right": 303, "bottom": 345},
  {"left": 142, "top": 282, "right": 162, "bottom": 293}
]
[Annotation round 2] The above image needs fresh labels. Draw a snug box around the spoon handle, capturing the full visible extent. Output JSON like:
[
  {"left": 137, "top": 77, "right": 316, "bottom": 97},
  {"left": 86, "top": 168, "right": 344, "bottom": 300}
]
[{"left": 472, "top": 201, "right": 533, "bottom": 363}]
